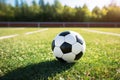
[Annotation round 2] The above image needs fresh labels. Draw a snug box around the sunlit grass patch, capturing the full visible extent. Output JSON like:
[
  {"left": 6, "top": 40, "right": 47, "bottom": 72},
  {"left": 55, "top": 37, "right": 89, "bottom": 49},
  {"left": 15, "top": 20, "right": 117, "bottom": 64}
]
[
  {"left": 0, "top": 28, "right": 120, "bottom": 80},
  {"left": 87, "top": 28, "right": 120, "bottom": 34},
  {"left": 0, "top": 28, "right": 42, "bottom": 36}
]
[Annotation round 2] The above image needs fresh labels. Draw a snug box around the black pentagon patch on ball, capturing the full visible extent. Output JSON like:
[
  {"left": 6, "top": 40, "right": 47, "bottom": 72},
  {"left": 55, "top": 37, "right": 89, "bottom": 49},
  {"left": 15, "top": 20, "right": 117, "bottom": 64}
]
[
  {"left": 76, "top": 36, "right": 83, "bottom": 45},
  {"left": 60, "top": 42, "right": 72, "bottom": 54},
  {"left": 56, "top": 57, "right": 67, "bottom": 63},
  {"left": 75, "top": 52, "right": 83, "bottom": 60},
  {"left": 52, "top": 40, "right": 55, "bottom": 51},
  {"left": 59, "top": 31, "right": 70, "bottom": 36}
]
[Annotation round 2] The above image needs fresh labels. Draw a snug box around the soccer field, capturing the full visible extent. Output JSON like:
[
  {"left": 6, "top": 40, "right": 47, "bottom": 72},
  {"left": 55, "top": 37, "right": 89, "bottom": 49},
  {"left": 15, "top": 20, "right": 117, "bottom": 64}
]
[{"left": 0, "top": 28, "right": 120, "bottom": 80}]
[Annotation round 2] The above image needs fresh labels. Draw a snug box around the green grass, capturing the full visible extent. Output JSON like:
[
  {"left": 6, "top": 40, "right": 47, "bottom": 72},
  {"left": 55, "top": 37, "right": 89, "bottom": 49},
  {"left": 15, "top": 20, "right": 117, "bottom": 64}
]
[
  {"left": 0, "top": 28, "right": 120, "bottom": 80},
  {"left": 88, "top": 28, "right": 120, "bottom": 34},
  {"left": 0, "top": 28, "right": 41, "bottom": 36}
]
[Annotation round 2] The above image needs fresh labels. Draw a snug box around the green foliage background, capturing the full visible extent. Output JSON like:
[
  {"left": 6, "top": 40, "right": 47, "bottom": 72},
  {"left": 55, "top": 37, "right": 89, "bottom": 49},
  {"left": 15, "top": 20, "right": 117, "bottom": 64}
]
[{"left": 0, "top": 0, "right": 120, "bottom": 22}]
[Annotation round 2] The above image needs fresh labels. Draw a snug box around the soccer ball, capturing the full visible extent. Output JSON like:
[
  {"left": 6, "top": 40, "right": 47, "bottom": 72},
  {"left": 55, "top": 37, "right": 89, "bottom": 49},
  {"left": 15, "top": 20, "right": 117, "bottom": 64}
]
[{"left": 51, "top": 31, "right": 86, "bottom": 63}]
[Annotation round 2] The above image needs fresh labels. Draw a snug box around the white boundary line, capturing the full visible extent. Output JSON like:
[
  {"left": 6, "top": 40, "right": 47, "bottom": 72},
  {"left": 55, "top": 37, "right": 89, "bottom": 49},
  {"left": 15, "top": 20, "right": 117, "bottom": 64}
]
[
  {"left": 0, "top": 34, "right": 19, "bottom": 40},
  {"left": 0, "top": 28, "right": 48, "bottom": 40},
  {"left": 82, "top": 29, "right": 120, "bottom": 37},
  {"left": 25, "top": 28, "right": 48, "bottom": 35}
]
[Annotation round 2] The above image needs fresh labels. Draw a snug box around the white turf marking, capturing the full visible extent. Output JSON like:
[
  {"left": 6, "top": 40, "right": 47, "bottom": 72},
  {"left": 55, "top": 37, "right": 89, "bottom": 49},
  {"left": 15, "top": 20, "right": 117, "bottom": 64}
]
[
  {"left": 0, "top": 34, "right": 19, "bottom": 40},
  {"left": 0, "top": 28, "right": 48, "bottom": 40},
  {"left": 25, "top": 28, "right": 48, "bottom": 35},
  {"left": 82, "top": 29, "right": 120, "bottom": 37}
]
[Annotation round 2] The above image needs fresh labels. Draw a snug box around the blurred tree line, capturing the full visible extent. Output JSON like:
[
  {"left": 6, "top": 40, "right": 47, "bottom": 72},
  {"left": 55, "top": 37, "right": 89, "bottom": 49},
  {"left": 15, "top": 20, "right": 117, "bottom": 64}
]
[{"left": 0, "top": 0, "right": 120, "bottom": 22}]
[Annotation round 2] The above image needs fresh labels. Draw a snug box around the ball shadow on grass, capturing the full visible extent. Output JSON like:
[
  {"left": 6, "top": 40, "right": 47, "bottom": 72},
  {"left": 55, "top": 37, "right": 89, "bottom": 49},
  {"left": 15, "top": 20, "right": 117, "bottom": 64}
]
[{"left": 0, "top": 60, "right": 75, "bottom": 80}]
